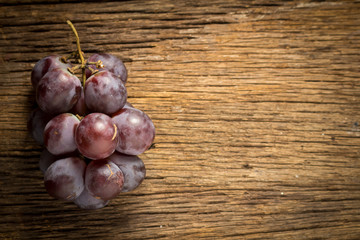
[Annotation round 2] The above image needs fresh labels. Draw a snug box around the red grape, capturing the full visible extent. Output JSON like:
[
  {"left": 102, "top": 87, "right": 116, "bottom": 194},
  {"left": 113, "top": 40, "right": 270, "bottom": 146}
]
[
  {"left": 70, "top": 89, "right": 87, "bottom": 116},
  {"left": 85, "top": 70, "right": 127, "bottom": 115},
  {"left": 74, "top": 188, "right": 109, "bottom": 210},
  {"left": 44, "top": 157, "right": 86, "bottom": 201},
  {"left": 75, "top": 113, "right": 119, "bottom": 160},
  {"left": 44, "top": 113, "right": 80, "bottom": 156},
  {"left": 27, "top": 108, "right": 54, "bottom": 145},
  {"left": 124, "top": 101, "right": 134, "bottom": 109},
  {"left": 86, "top": 53, "right": 127, "bottom": 83},
  {"left": 39, "top": 149, "right": 78, "bottom": 173},
  {"left": 30, "top": 22, "right": 156, "bottom": 209},
  {"left": 107, "top": 152, "right": 146, "bottom": 192},
  {"left": 36, "top": 68, "right": 82, "bottom": 114},
  {"left": 85, "top": 159, "right": 124, "bottom": 200},
  {"left": 112, "top": 107, "right": 155, "bottom": 155},
  {"left": 39, "top": 148, "right": 60, "bottom": 173},
  {"left": 31, "top": 55, "right": 72, "bottom": 89}
]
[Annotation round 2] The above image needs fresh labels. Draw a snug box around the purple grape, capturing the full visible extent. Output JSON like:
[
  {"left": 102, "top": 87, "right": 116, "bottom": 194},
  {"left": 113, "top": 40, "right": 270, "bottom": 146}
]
[
  {"left": 86, "top": 53, "right": 127, "bottom": 83},
  {"left": 124, "top": 101, "right": 134, "bottom": 109},
  {"left": 39, "top": 149, "right": 78, "bottom": 173},
  {"left": 44, "top": 157, "right": 86, "bottom": 201},
  {"left": 31, "top": 55, "right": 72, "bottom": 89},
  {"left": 112, "top": 108, "right": 155, "bottom": 155},
  {"left": 44, "top": 113, "right": 80, "bottom": 156},
  {"left": 27, "top": 108, "right": 54, "bottom": 145},
  {"left": 70, "top": 89, "right": 87, "bottom": 116},
  {"left": 74, "top": 188, "right": 109, "bottom": 210},
  {"left": 36, "top": 68, "right": 82, "bottom": 114},
  {"left": 84, "top": 70, "right": 127, "bottom": 115},
  {"left": 85, "top": 159, "right": 124, "bottom": 200},
  {"left": 39, "top": 148, "right": 60, "bottom": 173},
  {"left": 107, "top": 152, "right": 146, "bottom": 192},
  {"left": 75, "top": 113, "right": 119, "bottom": 160}
]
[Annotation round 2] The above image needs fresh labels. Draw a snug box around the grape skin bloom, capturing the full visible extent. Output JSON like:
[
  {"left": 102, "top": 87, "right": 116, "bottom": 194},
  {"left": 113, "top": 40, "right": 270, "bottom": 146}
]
[
  {"left": 36, "top": 68, "right": 82, "bottom": 115},
  {"left": 85, "top": 70, "right": 127, "bottom": 115},
  {"left": 107, "top": 152, "right": 146, "bottom": 192},
  {"left": 112, "top": 107, "right": 155, "bottom": 155},
  {"left": 44, "top": 157, "right": 86, "bottom": 201},
  {"left": 31, "top": 55, "right": 72, "bottom": 89},
  {"left": 44, "top": 113, "right": 79, "bottom": 156}
]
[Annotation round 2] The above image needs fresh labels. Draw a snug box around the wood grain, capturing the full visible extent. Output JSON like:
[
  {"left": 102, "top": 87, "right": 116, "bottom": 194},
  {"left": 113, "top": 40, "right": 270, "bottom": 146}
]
[{"left": 1, "top": 0, "right": 360, "bottom": 239}]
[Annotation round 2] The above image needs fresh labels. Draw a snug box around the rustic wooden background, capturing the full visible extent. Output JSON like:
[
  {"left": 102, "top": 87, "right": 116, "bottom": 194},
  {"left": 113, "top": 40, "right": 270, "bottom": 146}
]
[{"left": 1, "top": 0, "right": 360, "bottom": 239}]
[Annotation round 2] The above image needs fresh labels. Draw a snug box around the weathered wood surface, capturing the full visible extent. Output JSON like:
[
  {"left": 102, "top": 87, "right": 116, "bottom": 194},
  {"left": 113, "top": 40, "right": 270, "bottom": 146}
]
[{"left": 1, "top": 0, "right": 360, "bottom": 239}]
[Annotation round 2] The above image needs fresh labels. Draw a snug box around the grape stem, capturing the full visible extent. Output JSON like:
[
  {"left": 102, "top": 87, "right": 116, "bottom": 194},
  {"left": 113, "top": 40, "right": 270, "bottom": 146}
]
[
  {"left": 75, "top": 114, "right": 84, "bottom": 121},
  {"left": 66, "top": 20, "right": 86, "bottom": 87}
]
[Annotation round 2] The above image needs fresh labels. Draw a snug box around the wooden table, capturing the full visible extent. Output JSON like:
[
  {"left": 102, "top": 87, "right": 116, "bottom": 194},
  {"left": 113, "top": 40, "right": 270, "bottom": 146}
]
[{"left": 1, "top": 0, "right": 360, "bottom": 239}]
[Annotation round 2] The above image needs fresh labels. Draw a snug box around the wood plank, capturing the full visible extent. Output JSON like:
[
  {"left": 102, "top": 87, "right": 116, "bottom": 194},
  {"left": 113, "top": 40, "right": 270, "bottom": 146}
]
[{"left": 1, "top": 0, "right": 360, "bottom": 239}]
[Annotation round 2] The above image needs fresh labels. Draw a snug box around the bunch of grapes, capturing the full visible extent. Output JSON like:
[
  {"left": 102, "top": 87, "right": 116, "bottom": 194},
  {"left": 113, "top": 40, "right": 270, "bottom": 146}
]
[{"left": 27, "top": 21, "right": 155, "bottom": 210}]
